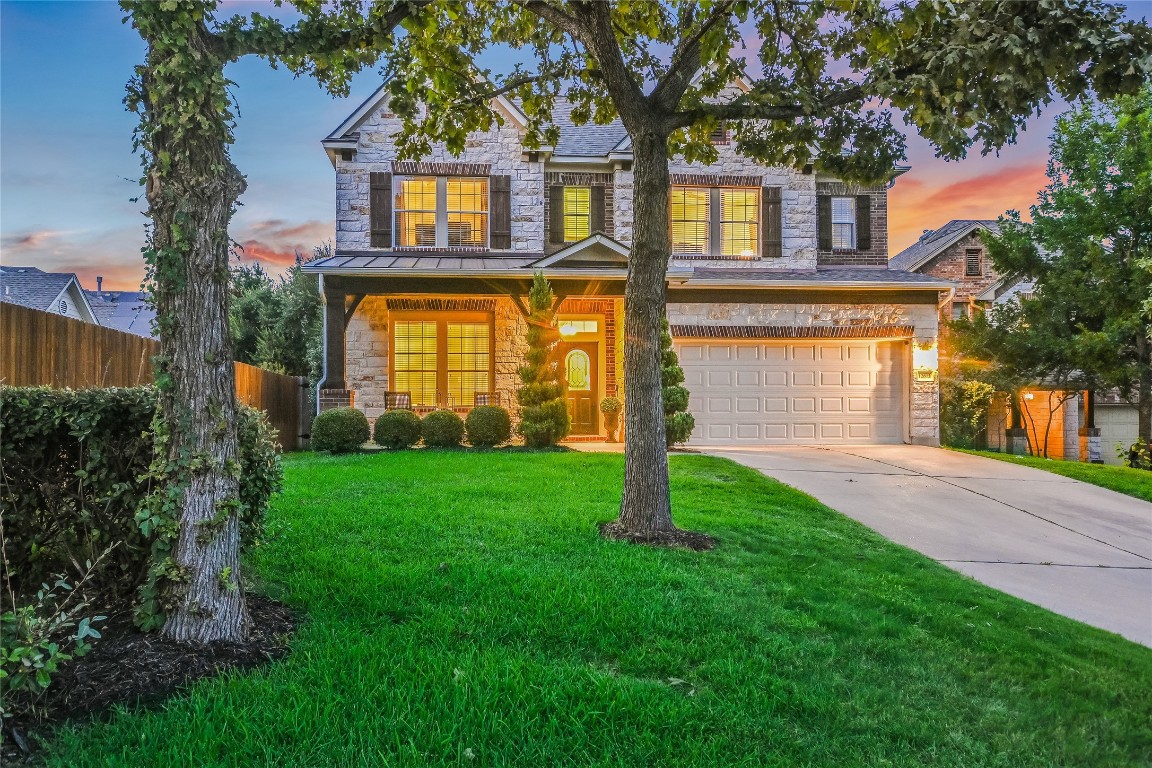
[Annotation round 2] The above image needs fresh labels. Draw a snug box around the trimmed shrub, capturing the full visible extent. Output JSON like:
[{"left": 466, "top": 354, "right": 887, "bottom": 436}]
[
  {"left": 466, "top": 406, "right": 512, "bottom": 447},
  {"left": 311, "top": 407, "right": 369, "bottom": 453},
  {"left": 422, "top": 410, "right": 465, "bottom": 448},
  {"left": 661, "top": 319, "right": 695, "bottom": 447},
  {"left": 0, "top": 386, "right": 281, "bottom": 619},
  {"left": 373, "top": 408, "right": 422, "bottom": 449},
  {"left": 516, "top": 273, "right": 570, "bottom": 447}
]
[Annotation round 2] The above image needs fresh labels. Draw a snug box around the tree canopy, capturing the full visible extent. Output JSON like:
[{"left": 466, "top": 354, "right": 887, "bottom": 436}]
[
  {"left": 960, "top": 86, "right": 1152, "bottom": 447},
  {"left": 377, "top": 0, "right": 1152, "bottom": 540}
]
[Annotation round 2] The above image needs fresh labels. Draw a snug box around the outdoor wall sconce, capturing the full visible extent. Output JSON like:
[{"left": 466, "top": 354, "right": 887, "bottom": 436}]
[{"left": 912, "top": 341, "right": 939, "bottom": 383}]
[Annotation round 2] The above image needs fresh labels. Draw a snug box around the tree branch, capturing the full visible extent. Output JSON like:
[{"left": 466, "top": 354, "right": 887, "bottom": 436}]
[
  {"left": 216, "top": 1, "right": 424, "bottom": 60},
  {"left": 650, "top": 0, "right": 737, "bottom": 113},
  {"left": 666, "top": 84, "right": 867, "bottom": 130}
]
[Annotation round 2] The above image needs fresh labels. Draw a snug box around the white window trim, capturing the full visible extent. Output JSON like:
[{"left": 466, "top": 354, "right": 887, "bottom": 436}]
[
  {"left": 394, "top": 176, "right": 490, "bottom": 249},
  {"left": 830, "top": 196, "right": 856, "bottom": 251}
]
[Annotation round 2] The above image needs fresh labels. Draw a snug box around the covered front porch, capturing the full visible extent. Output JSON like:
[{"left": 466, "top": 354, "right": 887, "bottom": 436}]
[{"left": 316, "top": 271, "right": 628, "bottom": 439}]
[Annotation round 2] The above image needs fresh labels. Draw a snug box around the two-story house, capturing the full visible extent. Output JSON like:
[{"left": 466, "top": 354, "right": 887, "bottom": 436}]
[{"left": 305, "top": 84, "right": 949, "bottom": 446}]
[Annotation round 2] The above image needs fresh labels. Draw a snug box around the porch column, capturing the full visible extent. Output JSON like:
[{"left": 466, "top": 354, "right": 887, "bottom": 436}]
[
  {"left": 317, "top": 286, "right": 354, "bottom": 412},
  {"left": 1063, "top": 392, "right": 1081, "bottom": 461}
]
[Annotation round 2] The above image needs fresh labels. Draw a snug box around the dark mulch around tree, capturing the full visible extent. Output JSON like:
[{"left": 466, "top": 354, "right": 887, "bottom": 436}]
[
  {"left": 2, "top": 593, "right": 295, "bottom": 765},
  {"left": 599, "top": 521, "right": 716, "bottom": 551}
]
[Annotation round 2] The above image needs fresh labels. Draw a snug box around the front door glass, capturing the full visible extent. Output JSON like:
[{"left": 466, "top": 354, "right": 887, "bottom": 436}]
[{"left": 565, "top": 349, "right": 591, "bottom": 390}]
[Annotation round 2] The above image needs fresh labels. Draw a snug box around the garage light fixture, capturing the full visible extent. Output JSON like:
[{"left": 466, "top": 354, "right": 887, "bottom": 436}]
[{"left": 912, "top": 341, "right": 938, "bottom": 382}]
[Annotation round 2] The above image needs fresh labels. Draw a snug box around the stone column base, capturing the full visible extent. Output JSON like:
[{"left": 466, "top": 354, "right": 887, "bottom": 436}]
[
  {"left": 1006, "top": 428, "right": 1029, "bottom": 456},
  {"left": 1081, "top": 427, "right": 1103, "bottom": 464},
  {"left": 318, "top": 388, "right": 355, "bottom": 412}
]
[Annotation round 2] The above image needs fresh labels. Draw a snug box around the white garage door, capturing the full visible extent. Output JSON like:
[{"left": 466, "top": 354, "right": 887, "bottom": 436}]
[
  {"left": 1096, "top": 404, "right": 1138, "bottom": 466},
  {"left": 677, "top": 340, "right": 905, "bottom": 445}
]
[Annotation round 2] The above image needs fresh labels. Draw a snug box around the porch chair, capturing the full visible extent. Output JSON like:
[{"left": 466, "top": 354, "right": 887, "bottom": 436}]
[
  {"left": 473, "top": 392, "right": 493, "bottom": 407},
  {"left": 383, "top": 391, "right": 412, "bottom": 411}
]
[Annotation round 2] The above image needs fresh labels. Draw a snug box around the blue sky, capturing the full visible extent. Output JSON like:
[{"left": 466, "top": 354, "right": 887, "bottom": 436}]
[{"left": 2, "top": 0, "right": 1148, "bottom": 290}]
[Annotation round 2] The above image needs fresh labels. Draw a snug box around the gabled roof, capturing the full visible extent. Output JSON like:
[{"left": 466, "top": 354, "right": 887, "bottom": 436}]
[
  {"left": 889, "top": 220, "right": 999, "bottom": 272},
  {"left": 324, "top": 83, "right": 530, "bottom": 146},
  {"left": 531, "top": 233, "right": 630, "bottom": 268},
  {"left": 0, "top": 266, "right": 97, "bottom": 322}
]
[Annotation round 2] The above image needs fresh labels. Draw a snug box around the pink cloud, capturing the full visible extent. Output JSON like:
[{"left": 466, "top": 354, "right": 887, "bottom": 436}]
[{"left": 888, "top": 163, "right": 1047, "bottom": 255}]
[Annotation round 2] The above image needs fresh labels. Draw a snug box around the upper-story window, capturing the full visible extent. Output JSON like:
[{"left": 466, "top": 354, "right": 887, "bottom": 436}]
[
  {"left": 670, "top": 187, "right": 759, "bottom": 258},
  {"left": 965, "top": 248, "right": 982, "bottom": 276},
  {"left": 563, "top": 187, "right": 591, "bottom": 242},
  {"left": 830, "top": 197, "right": 856, "bottom": 250},
  {"left": 394, "top": 176, "right": 488, "bottom": 248}
]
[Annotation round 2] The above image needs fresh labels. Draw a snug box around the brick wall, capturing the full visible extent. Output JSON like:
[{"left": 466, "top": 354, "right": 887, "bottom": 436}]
[
  {"left": 815, "top": 181, "right": 889, "bottom": 267},
  {"left": 543, "top": 172, "right": 615, "bottom": 254},
  {"left": 914, "top": 230, "right": 999, "bottom": 317}
]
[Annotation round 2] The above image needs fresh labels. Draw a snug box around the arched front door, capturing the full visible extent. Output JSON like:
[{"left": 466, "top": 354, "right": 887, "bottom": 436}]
[{"left": 560, "top": 342, "right": 598, "bottom": 435}]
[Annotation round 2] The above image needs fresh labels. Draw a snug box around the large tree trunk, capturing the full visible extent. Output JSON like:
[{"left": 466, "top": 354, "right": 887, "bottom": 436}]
[
  {"left": 141, "top": 13, "right": 250, "bottom": 643},
  {"left": 617, "top": 132, "right": 674, "bottom": 533}
]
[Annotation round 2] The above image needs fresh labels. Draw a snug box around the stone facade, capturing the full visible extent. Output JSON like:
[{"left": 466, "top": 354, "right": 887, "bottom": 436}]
[
  {"left": 333, "top": 104, "right": 891, "bottom": 273},
  {"left": 336, "top": 106, "right": 544, "bottom": 253},
  {"left": 913, "top": 229, "right": 998, "bottom": 317}
]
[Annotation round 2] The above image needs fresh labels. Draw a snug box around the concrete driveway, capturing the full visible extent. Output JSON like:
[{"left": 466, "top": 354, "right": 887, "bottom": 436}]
[{"left": 702, "top": 445, "right": 1152, "bottom": 647}]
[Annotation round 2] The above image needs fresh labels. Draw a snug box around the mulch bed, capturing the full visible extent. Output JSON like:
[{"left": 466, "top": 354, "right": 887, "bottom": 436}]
[
  {"left": 599, "top": 521, "right": 716, "bottom": 551},
  {"left": 2, "top": 593, "right": 295, "bottom": 764}
]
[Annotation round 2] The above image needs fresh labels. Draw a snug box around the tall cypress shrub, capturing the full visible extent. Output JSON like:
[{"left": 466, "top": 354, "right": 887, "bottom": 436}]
[
  {"left": 517, "top": 272, "right": 570, "bottom": 446},
  {"left": 661, "top": 318, "right": 695, "bottom": 447}
]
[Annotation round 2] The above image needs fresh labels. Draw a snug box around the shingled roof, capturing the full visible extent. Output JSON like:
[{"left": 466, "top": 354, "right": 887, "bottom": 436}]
[
  {"left": 0, "top": 266, "right": 97, "bottom": 322},
  {"left": 889, "top": 220, "right": 999, "bottom": 272},
  {"left": 548, "top": 99, "right": 627, "bottom": 156}
]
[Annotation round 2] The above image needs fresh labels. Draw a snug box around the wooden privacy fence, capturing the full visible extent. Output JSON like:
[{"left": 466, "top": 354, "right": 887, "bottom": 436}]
[{"left": 1, "top": 302, "right": 310, "bottom": 450}]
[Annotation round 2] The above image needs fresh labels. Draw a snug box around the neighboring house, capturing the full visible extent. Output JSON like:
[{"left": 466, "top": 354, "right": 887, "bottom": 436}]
[
  {"left": 894, "top": 220, "right": 1139, "bottom": 464},
  {"left": 888, "top": 219, "right": 1005, "bottom": 320},
  {"left": 305, "top": 84, "right": 950, "bottom": 446},
  {"left": 0, "top": 266, "right": 98, "bottom": 324},
  {"left": 86, "top": 279, "right": 157, "bottom": 339}
]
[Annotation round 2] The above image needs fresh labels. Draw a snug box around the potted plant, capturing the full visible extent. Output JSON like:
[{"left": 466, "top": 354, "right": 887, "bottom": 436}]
[{"left": 600, "top": 396, "right": 622, "bottom": 442}]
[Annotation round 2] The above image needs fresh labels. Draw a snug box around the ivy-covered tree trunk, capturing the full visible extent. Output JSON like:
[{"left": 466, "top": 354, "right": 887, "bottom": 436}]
[
  {"left": 135, "top": 9, "right": 249, "bottom": 643},
  {"left": 617, "top": 131, "right": 674, "bottom": 534}
]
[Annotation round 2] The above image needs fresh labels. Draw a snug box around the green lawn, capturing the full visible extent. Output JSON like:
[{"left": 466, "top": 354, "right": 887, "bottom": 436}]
[
  {"left": 955, "top": 448, "right": 1152, "bottom": 504},
  {"left": 45, "top": 452, "right": 1151, "bottom": 767}
]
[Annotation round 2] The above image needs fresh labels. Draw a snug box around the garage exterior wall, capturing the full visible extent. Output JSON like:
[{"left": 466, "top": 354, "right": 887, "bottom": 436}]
[{"left": 668, "top": 300, "right": 940, "bottom": 445}]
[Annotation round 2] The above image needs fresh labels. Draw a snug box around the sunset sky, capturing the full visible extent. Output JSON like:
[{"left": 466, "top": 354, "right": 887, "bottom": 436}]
[{"left": 1, "top": 1, "right": 1147, "bottom": 291}]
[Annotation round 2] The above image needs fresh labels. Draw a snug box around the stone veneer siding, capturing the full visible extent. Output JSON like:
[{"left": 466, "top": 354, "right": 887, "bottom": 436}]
[
  {"left": 607, "top": 144, "right": 821, "bottom": 270},
  {"left": 667, "top": 300, "right": 940, "bottom": 445},
  {"left": 336, "top": 105, "right": 544, "bottom": 253},
  {"left": 914, "top": 229, "right": 999, "bottom": 317},
  {"left": 815, "top": 181, "right": 889, "bottom": 267}
]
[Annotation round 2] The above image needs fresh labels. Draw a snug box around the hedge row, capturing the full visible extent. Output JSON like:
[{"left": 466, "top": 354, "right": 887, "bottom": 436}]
[
  {"left": 0, "top": 386, "right": 281, "bottom": 618},
  {"left": 311, "top": 406, "right": 513, "bottom": 452}
]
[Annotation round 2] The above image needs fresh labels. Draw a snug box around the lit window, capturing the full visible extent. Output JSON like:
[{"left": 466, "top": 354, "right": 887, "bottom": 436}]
[
  {"left": 671, "top": 187, "right": 759, "bottom": 258},
  {"left": 395, "top": 176, "right": 488, "bottom": 248},
  {"left": 831, "top": 197, "right": 856, "bottom": 250},
  {"left": 393, "top": 320, "right": 438, "bottom": 406},
  {"left": 447, "top": 322, "right": 490, "bottom": 406},
  {"left": 965, "top": 248, "right": 982, "bottom": 276},
  {"left": 670, "top": 187, "right": 711, "bottom": 255},
  {"left": 563, "top": 187, "right": 591, "bottom": 242},
  {"left": 392, "top": 316, "right": 492, "bottom": 408},
  {"left": 558, "top": 320, "right": 598, "bottom": 337},
  {"left": 719, "top": 189, "right": 759, "bottom": 258}
]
